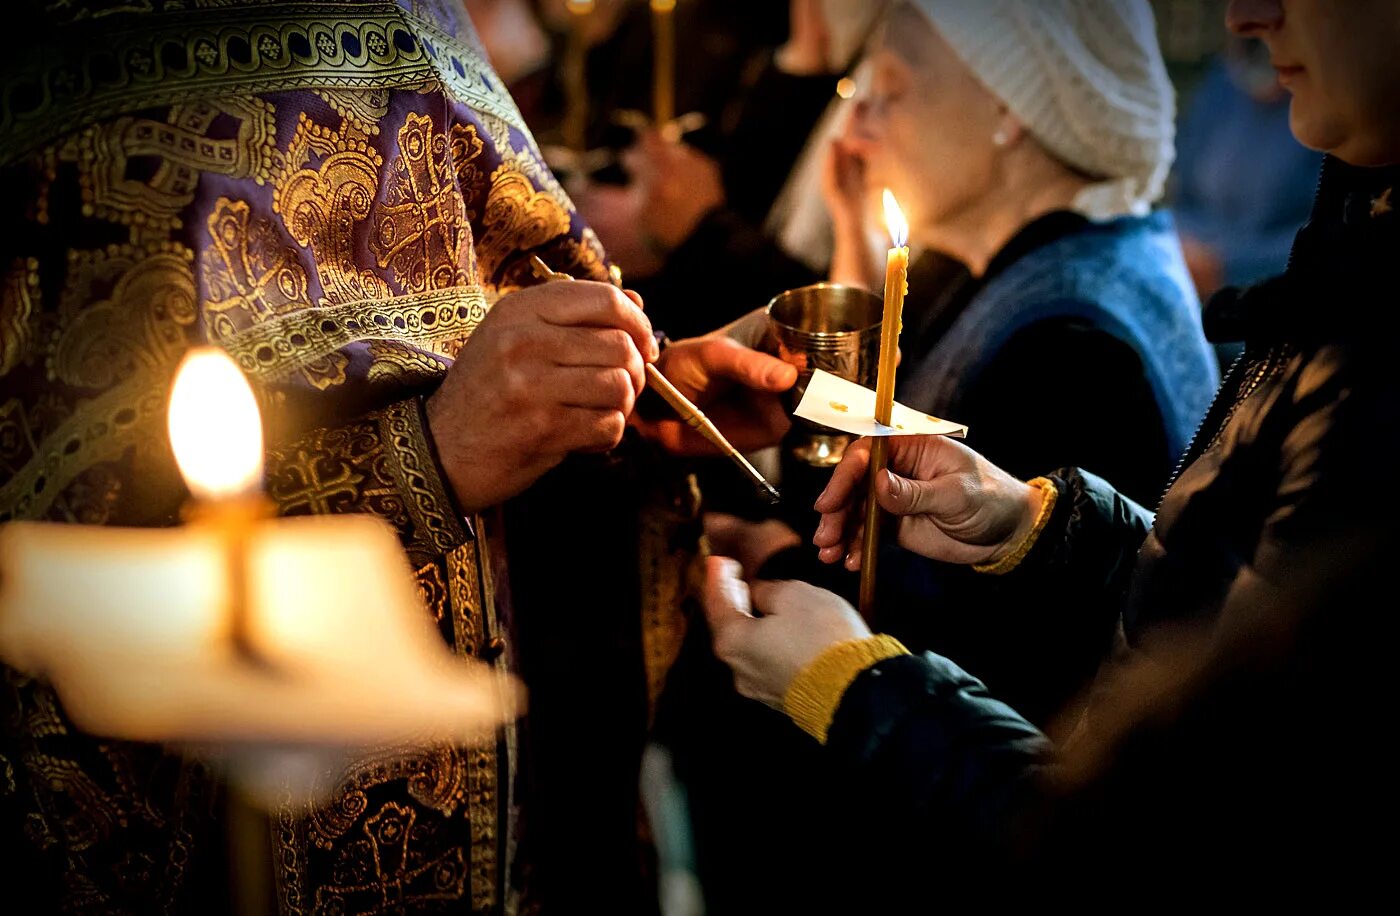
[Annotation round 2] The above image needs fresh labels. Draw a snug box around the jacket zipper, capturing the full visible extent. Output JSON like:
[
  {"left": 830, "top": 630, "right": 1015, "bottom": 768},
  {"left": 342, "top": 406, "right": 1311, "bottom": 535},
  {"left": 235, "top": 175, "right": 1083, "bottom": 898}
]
[{"left": 1154, "top": 159, "right": 1328, "bottom": 513}]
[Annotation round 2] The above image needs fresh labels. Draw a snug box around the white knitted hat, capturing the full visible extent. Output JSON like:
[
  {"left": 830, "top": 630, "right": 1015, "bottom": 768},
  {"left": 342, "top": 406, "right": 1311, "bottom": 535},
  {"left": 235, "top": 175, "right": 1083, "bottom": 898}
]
[{"left": 911, "top": 0, "right": 1176, "bottom": 219}]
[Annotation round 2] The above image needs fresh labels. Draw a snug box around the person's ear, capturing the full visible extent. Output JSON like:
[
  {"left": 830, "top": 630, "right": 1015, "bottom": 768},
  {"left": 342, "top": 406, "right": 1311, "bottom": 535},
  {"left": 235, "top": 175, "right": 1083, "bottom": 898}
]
[{"left": 991, "top": 109, "right": 1026, "bottom": 149}]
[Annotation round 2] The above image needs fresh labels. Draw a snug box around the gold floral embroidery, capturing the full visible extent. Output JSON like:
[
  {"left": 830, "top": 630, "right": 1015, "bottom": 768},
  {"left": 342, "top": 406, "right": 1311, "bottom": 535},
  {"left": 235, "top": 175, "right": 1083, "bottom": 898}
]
[
  {"left": 371, "top": 112, "right": 475, "bottom": 294},
  {"left": 1, "top": 258, "right": 39, "bottom": 378},
  {"left": 203, "top": 198, "right": 310, "bottom": 330},
  {"left": 200, "top": 197, "right": 352, "bottom": 390},
  {"left": 70, "top": 101, "right": 277, "bottom": 246},
  {"left": 315, "top": 87, "right": 391, "bottom": 138},
  {"left": 0, "top": 249, "right": 196, "bottom": 522},
  {"left": 477, "top": 166, "right": 572, "bottom": 281},
  {"left": 313, "top": 802, "right": 468, "bottom": 913},
  {"left": 447, "top": 542, "right": 505, "bottom": 911},
  {"left": 367, "top": 340, "right": 449, "bottom": 386},
  {"left": 51, "top": 249, "right": 197, "bottom": 389},
  {"left": 638, "top": 473, "right": 702, "bottom": 722},
  {"left": 416, "top": 560, "right": 450, "bottom": 623},
  {"left": 559, "top": 226, "right": 609, "bottom": 282},
  {"left": 476, "top": 111, "right": 572, "bottom": 214},
  {"left": 22, "top": 753, "right": 126, "bottom": 852},
  {"left": 2, "top": 3, "right": 529, "bottom": 167},
  {"left": 221, "top": 285, "right": 489, "bottom": 383},
  {"left": 376, "top": 397, "right": 469, "bottom": 559},
  {"left": 449, "top": 121, "right": 487, "bottom": 209},
  {"left": 275, "top": 149, "right": 390, "bottom": 306}
]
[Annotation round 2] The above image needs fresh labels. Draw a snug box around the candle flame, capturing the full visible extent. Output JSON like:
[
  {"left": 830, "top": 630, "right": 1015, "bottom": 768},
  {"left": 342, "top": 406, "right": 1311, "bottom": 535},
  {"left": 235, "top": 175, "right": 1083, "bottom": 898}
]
[
  {"left": 168, "top": 348, "right": 264, "bottom": 501},
  {"left": 651, "top": 0, "right": 676, "bottom": 11},
  {"left": 566, "top": 0, "right": 595, "bottom": 14},
  {"left": 883, "top": 189, "right": 908, "bottom": 249}
]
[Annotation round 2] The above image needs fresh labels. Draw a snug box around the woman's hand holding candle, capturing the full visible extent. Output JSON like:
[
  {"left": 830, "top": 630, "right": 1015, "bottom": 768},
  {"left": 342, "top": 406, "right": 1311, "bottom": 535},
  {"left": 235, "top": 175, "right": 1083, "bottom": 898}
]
[{"left": 813, "top": 435, "right": 1048, "bottom": 570}]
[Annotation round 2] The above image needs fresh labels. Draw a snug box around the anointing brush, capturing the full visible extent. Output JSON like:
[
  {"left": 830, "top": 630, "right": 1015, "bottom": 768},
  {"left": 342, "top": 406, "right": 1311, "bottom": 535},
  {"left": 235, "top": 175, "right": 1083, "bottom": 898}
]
[{"left": 528, "top": 255, "right": 781, "bottom": 504}]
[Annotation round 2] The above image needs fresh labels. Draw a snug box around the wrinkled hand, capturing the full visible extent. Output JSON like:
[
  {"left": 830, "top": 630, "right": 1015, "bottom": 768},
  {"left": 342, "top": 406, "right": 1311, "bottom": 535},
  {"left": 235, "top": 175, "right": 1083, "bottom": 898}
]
[
  {"left": 703, "top": 556, "right": 871, "bottom": 708},
  {"left": 812, "top": 435, "right": 1045, "bottom": 570},
  {"left": 634, "top": 332, "right": 797, "bottom": 455},
  {"left": 625, "top": 131, "right": 726, "bottom": 253},
  {"left": 426, "top": 280, "right": 658, "bottom": 513},
  {"left": 821, "top": 132, "right": 884, "bottom": 289},
  {"left": 704, "top": 512, "right": 801, "bottom": 580},
  {"left": 821, "top": 135, "right": 869, "bottom": 233}
]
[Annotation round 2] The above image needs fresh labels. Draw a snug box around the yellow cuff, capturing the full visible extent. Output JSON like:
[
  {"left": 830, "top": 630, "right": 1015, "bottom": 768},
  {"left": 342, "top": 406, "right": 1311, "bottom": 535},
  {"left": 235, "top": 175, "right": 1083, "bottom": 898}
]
[
  {"left": 782, "top": 635, "right": 911, "bottom": 744},
  {"left": 971, "top": 477, "right": 1058, "bottom": 576}
]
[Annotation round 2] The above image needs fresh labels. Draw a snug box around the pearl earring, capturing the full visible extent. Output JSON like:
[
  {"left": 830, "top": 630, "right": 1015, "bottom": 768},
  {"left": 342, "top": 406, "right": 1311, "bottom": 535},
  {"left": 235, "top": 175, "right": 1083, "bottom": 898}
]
[{"left": 992, "top": 129, "right": 1009, "bottom": 147}]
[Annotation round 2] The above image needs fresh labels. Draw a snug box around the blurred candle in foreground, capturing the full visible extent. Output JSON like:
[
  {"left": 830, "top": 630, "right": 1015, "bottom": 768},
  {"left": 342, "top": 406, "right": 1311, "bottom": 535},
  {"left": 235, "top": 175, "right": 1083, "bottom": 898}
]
[
  {"left": 858, "top": 190, "right": 910, "bottom": 617},
  {"left": 651, "top": 0, "right": 676, "bottom": 127},
  {"left": 168, "top": 347, "right": 264, "bottom": 501},
  {"left": 0, "top": 347, "right": 520, "bottom": 789},
  {"left": 168, "top": 346, "right": 269, "bottom": 662}
]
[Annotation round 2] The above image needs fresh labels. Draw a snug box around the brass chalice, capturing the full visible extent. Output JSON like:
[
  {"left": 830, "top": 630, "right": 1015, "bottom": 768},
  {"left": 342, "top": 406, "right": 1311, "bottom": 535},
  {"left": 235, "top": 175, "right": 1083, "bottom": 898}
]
[{"left": 766, "top": 283, "right": 884, "bottom": 467}]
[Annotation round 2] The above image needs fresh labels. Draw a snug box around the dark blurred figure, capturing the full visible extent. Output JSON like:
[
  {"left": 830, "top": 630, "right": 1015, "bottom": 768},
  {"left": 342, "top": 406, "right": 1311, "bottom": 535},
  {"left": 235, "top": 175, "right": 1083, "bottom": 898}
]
[
  {"left": 1172, "top": 36, "right": 1323, "bottom": 322},
  {"left": 574, "top": 1, "right": 887, "bottom": 340},
  {"left": 471, "top": 1, "right": 788, "bottom": 164}
]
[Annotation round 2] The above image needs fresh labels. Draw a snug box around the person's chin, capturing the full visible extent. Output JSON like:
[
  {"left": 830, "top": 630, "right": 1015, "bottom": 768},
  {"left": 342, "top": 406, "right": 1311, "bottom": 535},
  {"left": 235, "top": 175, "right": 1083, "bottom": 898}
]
[{"left": 1287, "top": 99, "right": 1342, "bottom": 156}]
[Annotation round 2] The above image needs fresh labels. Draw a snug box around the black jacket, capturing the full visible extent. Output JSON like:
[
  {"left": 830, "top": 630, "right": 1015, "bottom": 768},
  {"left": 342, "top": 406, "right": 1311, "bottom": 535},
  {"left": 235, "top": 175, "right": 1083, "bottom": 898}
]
[{"left": 819, "top": 157, "right": 1400, "bottom": 903}]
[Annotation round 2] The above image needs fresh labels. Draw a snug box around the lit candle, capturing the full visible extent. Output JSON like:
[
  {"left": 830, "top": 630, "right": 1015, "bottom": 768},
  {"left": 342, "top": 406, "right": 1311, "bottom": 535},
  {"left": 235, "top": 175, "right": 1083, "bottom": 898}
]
[
  {"left": 651, "top": 0, "right": 676, "bottom": 128},
  {"left": 0, "top": 347, "right": 520, "bottom": 759},
  {"left": 168, "top": 347, "right": 271, "bottom": 663},
  {"left": 858, "top": 190, "right": 909, "bottom": 617},
  {"left": 563, "top": 0, "right": 595, "bottom": 152}
]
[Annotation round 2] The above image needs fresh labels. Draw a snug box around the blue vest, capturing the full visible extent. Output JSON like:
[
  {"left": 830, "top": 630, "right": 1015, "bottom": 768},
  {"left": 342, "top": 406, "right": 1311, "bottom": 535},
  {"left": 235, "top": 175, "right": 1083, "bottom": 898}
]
[{"left": 898, "top": 211, "right": 1220, "bottom": 461}]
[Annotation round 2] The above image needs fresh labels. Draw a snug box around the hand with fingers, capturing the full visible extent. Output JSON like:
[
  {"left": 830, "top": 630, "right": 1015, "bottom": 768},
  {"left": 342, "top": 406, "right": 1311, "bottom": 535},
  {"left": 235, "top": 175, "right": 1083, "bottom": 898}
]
[
  {"left": 777, "top": 0, "right": 834, "bottom": 75},
  {"left": 633, "top": 331, "right": 798, "bottom": 455},
  {"left": 624, "top": 130, "right": 726, "bottom": 254},
  {"left": 702, "top": 556, "right": 871, "bottom": 709},
  {"left": 822, "top": 120, "right": 884, "bottom": 290},
  {"left": 812, "top": 435, "right": 1049, "bottom": 571},
  {"left": 425, "top": 279, "right": 659, "bottom": 513},
  {"left": 703, "top": 512, "right": 802, "bottom": 581}
]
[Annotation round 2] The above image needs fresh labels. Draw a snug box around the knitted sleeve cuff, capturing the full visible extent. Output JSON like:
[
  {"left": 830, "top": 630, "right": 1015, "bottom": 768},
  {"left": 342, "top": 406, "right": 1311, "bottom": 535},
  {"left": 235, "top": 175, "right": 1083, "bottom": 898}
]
[
  {"left": 782, "top": 635, "right": 911, "bottom": 744},
  {"left": 972, "top": 476, "right": 1059, "bottom": 575}
]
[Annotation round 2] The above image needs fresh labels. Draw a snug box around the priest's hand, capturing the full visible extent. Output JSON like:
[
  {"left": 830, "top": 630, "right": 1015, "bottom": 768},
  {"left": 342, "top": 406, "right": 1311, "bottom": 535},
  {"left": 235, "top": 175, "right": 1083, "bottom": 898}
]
[
  {"left": 813, "top": 435, "right": 1047, "bottom": 570},
  {"left": 426, "top": 280, "right": 658, "bottom": 513},
  {"left": 634, "top": 331, "right": 797, "bottom": 455},
  {"left": 703, "top": 557, "right": 870, "bottom": 709}
]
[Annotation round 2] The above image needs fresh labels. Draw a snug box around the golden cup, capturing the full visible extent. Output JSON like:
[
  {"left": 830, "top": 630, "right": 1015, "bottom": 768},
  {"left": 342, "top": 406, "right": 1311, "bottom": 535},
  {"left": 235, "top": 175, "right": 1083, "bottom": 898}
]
[{"left": 766, "top": 283, "right": 884, "bottom": 466}]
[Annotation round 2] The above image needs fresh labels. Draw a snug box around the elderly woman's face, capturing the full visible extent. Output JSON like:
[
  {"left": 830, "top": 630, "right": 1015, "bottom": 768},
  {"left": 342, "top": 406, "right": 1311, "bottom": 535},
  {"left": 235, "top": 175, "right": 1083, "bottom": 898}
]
[
  {"left": 846, "top": 12, "right": 1005, "bottom": 235},
  {"left": 1228, "top": 0, "right": 1400, "bottom": 165}
]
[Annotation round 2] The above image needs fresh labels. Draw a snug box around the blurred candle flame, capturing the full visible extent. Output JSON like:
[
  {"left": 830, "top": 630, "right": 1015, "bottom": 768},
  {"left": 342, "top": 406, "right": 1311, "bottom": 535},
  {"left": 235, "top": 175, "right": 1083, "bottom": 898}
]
[
  {"left": 566, "top": 0, "right": 595, "bottom": 14},
  {"left": 883, "top": 189, "right": 908, "bottom": 249},
  {"left": 650, "top": 0, "right": 676, "bottom": 11},
  {"left": 168, "top": 348, "right": 263, "bottom": 501}
]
